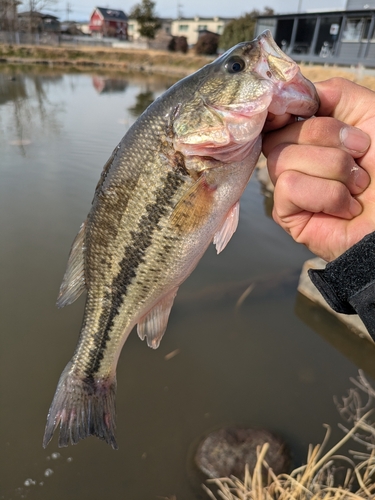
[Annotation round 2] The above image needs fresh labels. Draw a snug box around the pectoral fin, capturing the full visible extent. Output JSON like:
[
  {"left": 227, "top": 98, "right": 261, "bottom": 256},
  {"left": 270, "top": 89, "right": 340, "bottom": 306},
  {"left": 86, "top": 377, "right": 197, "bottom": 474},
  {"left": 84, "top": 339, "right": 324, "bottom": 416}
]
[
  {"left": 171, "top": 174, "right": 216, "bottom": 233},
  {"left": 213, "top": 201, "right": 240, "bottom": 254},
  {"left": 137, "top": 288, "right": 178, "bottom": 349},
  {"left": 56, "top": 221, "right": 86, "bottom": 308}
]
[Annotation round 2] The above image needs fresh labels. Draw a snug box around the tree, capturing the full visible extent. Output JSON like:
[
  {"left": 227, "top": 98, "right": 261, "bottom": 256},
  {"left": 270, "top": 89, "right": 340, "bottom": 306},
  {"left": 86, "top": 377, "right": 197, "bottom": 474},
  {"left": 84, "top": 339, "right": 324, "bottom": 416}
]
[
  {"left": 0, "top": 0, "right": 19, "bottom": 31},
  {"left": 130, "top": 0, "right": 161, "bottom": 41},
  {"left": 219, "top": 8, "right": 274, "bottom": 51}
]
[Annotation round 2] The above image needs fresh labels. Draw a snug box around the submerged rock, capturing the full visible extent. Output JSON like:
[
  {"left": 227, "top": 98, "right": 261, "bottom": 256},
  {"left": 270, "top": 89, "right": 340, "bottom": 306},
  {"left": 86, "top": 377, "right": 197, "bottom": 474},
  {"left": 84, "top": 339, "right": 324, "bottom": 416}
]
[{"left": 195, "top": 426, "right": 290, "bottom": 479}]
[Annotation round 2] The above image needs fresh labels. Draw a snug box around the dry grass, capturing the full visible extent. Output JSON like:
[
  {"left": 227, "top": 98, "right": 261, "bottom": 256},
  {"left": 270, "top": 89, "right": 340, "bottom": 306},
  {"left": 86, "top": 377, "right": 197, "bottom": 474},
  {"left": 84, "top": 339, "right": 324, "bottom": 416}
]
[
  {"left": 2, "top": 44, "right": 375, "bottom": 87},
  {"left": 0, "top": 44, "right": 211, "bottom": 76},
  {"left": 300, "top": 64, "right": 375, "bottom": 91},
  {"left": 204, "top": 372, "right": 375, "bottom": 500},
  {"left": 204, "top": 432, "right": 375, "bottom": 499}
]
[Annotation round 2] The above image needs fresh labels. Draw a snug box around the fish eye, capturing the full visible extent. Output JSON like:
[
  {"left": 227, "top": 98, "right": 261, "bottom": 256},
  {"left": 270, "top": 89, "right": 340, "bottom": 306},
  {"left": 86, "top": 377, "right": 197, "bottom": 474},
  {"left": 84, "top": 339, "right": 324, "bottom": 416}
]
[{"left": 225, "top": 56, "right": 246, "bottom": 74}]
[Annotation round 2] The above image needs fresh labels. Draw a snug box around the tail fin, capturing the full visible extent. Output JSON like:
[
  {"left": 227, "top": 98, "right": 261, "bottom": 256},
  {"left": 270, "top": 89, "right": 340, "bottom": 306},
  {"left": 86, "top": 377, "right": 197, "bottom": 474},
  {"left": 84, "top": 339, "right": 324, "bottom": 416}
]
[{"left": 43, "top": 362, "right": 118, "bottom": 449}]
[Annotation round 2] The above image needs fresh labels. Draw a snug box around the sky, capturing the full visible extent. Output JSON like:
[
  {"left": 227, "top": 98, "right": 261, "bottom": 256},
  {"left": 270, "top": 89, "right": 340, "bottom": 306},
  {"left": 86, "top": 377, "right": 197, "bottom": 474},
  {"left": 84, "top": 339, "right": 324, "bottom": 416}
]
[{"left": 32, "top": 0, "right": 347, "bottom": 22}]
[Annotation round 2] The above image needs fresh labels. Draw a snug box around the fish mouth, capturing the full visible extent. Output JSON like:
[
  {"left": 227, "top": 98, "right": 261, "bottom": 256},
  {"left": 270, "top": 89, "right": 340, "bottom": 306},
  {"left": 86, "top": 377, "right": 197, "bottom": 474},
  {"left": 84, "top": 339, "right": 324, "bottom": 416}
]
[{"left": 255, "top": 30, "right": 320, "bottom": 116}]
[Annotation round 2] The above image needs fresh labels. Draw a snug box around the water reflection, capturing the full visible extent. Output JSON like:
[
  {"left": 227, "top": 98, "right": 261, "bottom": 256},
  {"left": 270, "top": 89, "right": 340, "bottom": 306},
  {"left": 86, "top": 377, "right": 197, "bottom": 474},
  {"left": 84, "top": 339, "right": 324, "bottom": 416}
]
[
  {"left": 0, "top": 69, "right": 63, "bottom": 152},
  {"left": 0, "top": 73, "right": 27, "bottom": 105},
  {"left": 295, "top": 293, "right": 375, "bottom": 379},
  {"left": 128, "top": 89, "right": 155, "bottom": 117},
  {"left": 92, "top": 76, "right": 128, "bottom": 94}
]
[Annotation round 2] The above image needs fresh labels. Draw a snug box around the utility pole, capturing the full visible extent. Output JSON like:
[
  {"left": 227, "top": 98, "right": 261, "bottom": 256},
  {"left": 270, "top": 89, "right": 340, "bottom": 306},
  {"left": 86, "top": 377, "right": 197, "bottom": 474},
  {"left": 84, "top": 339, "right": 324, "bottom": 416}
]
[
  {"left": 66, "top": 1, "right": 71, "bottom": 21},
  {"left": 177, "top": 1, "right": 183, "bottom": 18}
]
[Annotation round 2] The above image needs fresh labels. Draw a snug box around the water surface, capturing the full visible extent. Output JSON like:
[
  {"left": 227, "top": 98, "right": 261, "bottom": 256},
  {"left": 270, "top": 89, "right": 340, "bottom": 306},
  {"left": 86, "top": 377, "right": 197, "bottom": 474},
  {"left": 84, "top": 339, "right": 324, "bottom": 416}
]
[{"left": 1, "top": 66, "right": 374, "bottom": 500}]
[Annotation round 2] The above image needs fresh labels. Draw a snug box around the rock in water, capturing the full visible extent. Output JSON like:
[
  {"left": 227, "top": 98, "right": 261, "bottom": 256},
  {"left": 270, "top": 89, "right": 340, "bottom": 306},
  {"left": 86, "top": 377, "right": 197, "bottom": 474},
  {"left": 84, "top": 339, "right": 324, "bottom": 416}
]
[{"left": 195, "top": 426, "right": 290, "bottom": 479}]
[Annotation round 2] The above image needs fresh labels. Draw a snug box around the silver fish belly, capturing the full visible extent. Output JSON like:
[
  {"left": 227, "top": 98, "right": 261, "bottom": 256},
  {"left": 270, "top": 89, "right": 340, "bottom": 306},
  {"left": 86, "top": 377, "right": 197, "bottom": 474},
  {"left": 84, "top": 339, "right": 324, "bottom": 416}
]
[{"left": 43, "top": 30, "right": 319, "bottom": 449}]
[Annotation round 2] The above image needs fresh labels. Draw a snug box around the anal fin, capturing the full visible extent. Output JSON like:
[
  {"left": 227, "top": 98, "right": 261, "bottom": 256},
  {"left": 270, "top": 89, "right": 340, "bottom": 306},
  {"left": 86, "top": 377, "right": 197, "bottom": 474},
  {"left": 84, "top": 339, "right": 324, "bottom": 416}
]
[
  {"left": 213, "top": 201, "right": 240, "bottom": 254},
  {"left": 137, "top": 288, "right": 178, "bottom": 349},
  {"left": 57, "top": 221, "right": 86, "bottom": 308}
]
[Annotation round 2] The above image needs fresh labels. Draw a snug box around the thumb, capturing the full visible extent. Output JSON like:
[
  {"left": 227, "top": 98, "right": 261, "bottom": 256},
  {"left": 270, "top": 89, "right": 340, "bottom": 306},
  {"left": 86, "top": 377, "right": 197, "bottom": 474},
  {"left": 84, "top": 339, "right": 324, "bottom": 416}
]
[{"left": 316, "top": 77, "right": 375, "bottom": 126}]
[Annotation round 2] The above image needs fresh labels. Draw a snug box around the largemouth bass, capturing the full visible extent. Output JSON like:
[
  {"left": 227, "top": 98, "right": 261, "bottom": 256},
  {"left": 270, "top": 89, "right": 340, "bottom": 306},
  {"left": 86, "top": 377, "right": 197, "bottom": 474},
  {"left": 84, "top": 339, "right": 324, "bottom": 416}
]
[{"left": 43, "top": 31, "right": 319, "bottom": 449}]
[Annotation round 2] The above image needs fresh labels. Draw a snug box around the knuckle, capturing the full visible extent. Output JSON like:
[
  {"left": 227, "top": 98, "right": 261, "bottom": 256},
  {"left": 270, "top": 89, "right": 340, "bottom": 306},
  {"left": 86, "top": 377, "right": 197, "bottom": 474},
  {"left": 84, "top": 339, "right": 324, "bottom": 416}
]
[
  {"left": 301, "top": 116, "right": 322, "bottom": 142},
  {"left": 327, "top": 76, "right": 347, "bottom": 88},
  {"left": 267, "top": 143, "right": 285, "bottom": 164},
  {"left": 328, "top": 182, "right": 348, "bottom": 206},
  {"left": 301, "top": 116, "right": 339, "bottom": 144},
  {"left": 275, "top": 170, "right": 300, "bottom": 194},
  {"left": 328, "top": 147, "right": 351, "bottom": 171},
  {"left": 267, "top": 144, "right": 296, "bottom": 178}
]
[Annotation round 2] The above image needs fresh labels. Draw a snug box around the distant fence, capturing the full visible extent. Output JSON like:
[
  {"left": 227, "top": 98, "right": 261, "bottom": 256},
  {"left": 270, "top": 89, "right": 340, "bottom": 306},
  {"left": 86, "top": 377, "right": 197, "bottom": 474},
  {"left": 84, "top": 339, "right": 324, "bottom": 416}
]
[
  {"left": 0, "top": 31, "right": 172, "bottom": 51},
  {"left": 0, "top": 31, "right": 59, "bottom": 45},
  {"left": 0, "top": 31, "right": 120, "bottom": 47}
]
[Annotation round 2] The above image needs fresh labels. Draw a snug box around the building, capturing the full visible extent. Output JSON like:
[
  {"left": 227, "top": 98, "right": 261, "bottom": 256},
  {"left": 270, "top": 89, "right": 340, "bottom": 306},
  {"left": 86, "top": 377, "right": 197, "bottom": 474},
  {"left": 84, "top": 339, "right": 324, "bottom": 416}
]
[
  {"left": 171, "top": 16, "right": 232, "bottom": 46},
  {"left": 256, "top": 0, "right": 375, "bottom": 67},
  {"left": 18, "top": 11, "right": 60, "bottom": 33},
  {"left": 89, "top": 7, "right": 127, "bottom": 39}
]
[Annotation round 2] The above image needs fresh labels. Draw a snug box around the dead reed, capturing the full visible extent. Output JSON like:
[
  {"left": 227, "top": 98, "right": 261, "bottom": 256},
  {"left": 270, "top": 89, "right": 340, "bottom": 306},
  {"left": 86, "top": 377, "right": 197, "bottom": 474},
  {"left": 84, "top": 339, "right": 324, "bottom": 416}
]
[{"left": 204, "top": 371, "right": 375, "bottom": 500}]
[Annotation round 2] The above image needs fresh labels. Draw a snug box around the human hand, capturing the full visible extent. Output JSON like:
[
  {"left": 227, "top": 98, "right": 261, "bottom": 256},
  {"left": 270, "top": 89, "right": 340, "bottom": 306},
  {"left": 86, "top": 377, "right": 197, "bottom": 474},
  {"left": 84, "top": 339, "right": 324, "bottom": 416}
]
[{"left": 262, "top": 77, "right": 375, "bottom": 262}]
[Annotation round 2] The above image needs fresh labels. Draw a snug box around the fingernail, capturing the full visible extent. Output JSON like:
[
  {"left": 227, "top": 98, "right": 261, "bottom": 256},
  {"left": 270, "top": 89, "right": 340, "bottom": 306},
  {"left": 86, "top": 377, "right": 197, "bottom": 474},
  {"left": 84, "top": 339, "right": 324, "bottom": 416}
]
[
  {"left": 354, "top": 167, "right": 370, "bottom": 190},
  {"left": 349, "top": 197, "right": 362, "bottom": 216},
  {"left": 340, "top": 126, "right": 370, "bottom": 153}
]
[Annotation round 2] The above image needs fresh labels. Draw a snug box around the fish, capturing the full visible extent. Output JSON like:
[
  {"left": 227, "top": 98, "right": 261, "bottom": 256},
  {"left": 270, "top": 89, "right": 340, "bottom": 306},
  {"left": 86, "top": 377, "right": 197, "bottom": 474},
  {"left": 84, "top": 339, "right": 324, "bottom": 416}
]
[{"left": 43, "top": 30, "right": 319, "bottom": 449}]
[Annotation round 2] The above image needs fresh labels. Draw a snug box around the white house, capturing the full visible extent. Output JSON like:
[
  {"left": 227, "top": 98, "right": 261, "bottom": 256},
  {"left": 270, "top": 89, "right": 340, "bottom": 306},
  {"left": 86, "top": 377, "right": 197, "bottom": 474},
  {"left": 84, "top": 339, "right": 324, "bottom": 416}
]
[
  {"left": 128, "top": 16, "right": 233, "bottom": 45},
  {"left": 171, "top": 16, "right": 233, "bottom": 45}
]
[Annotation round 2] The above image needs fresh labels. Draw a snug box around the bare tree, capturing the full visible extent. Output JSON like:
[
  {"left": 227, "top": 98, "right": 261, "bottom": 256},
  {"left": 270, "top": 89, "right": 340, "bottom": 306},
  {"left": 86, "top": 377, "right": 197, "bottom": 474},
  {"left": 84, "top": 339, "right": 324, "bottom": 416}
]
[{"left": 0, "top": 0, "right": 19, "bottom": 32}]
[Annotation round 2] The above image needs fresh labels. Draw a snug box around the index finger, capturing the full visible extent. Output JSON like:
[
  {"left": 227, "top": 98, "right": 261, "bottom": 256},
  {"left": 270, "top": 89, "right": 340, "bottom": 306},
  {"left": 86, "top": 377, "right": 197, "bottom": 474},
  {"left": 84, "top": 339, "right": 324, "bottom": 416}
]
[
  {"left": 316, "top": 77, "right": 375, "bottom": 125},
  {"left": 262, "top": 115, "right": 370, "bottom": 159}
]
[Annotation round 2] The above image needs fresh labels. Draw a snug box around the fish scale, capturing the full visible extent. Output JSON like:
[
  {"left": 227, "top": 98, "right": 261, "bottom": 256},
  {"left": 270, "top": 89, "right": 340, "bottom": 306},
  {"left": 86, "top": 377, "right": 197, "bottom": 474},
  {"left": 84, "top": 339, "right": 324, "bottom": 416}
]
[{"left": 43, "top": 31, "right": 319, "bottom": 449}]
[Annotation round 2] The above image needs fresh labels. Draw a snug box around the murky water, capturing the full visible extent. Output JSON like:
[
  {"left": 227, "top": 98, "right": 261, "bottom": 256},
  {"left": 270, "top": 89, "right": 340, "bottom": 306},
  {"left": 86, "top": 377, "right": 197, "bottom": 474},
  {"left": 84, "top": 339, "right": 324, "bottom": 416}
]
[{"left": 1, "top": 65, "right": 374, "bottom": 500}]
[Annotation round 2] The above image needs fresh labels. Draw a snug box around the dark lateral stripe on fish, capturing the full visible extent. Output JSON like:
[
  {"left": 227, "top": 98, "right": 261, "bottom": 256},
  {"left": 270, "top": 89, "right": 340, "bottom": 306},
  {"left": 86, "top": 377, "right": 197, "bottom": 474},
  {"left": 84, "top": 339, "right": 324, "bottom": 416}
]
[{"left": 83, "top": 170, "right": 186, "bottom": 380}]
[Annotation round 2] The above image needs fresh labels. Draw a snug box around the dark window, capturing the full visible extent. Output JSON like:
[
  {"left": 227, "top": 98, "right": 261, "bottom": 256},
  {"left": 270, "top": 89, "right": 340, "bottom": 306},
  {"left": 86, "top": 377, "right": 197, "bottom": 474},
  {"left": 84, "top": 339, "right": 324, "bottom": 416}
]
[
  {"left": 292, "top": 17, "right": 317, "bottom": 54},
  {"left": 315, "top": 16, "right": 342, "bottom": 56},
  {"left": 275, "top": 19, "right": 294, "bottom": 52}
]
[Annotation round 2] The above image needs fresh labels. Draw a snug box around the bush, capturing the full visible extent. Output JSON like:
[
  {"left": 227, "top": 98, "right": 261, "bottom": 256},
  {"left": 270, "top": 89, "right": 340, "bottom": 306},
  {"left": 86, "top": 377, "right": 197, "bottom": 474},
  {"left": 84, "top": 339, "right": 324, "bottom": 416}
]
[
  {"left": 168, "top": 36, "right": 188, "bottom": 53},
  {"left": 195, "top": 33, "right": 219, "bottom": 55}
]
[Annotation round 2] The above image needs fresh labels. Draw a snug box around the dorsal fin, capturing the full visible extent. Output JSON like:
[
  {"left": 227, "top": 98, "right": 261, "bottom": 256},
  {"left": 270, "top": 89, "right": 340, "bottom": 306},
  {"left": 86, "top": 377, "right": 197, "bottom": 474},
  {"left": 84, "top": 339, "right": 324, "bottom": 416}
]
[
  {"left": 56, "top": 221, "right": 86, "bottom": 308},
  {"left": 213, "top": 201, "right": 240, "bottom": 254},
  {"left": 137, "top": 288, "right": 178, "bottom": 349},
  {"left": 93, "top": 145, "right": 120, "bottom": 201}
]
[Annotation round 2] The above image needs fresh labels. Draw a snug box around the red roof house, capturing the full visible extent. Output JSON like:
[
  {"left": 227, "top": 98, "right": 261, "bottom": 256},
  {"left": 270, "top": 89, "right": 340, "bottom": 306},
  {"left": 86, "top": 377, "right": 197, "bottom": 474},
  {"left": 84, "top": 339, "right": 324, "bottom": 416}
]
[{"left": 89, "top": 7, "right": 128, "bottom": 39}]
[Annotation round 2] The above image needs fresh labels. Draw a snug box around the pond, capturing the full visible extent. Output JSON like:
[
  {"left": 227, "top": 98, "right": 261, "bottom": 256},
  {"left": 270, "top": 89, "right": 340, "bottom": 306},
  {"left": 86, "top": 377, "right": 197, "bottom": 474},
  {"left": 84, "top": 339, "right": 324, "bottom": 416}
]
[{"left": 1, "top": 65, "right": 374, "bottom": 500}]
